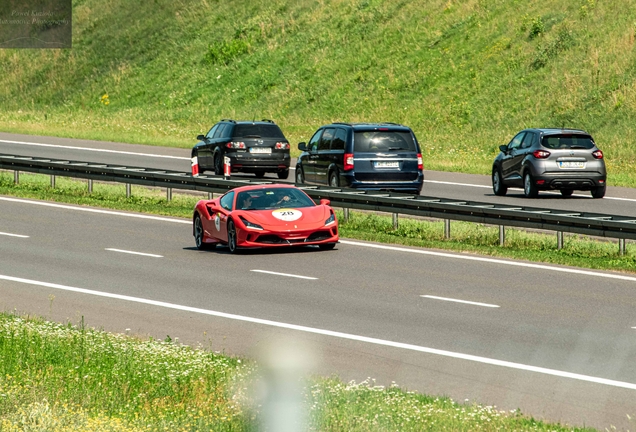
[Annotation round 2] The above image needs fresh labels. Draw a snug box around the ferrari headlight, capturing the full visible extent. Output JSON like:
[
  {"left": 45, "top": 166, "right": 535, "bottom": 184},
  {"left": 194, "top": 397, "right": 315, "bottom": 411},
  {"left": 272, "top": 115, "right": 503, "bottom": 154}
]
[
  {"left": 325, "top": 212, "right": 335, "bottom": 226},
  {"left": 240, "top": 216, "right": 263, "bottom": 230}
]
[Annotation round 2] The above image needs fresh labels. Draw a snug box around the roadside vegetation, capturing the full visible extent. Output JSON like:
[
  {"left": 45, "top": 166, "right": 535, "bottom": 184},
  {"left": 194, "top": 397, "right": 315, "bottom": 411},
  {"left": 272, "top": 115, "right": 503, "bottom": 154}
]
[
  {"left": 2, "top": 171, "right": 634, "bottom": 274},
  {"left": 0, "top": 312, "right": 598, "bottom": 431},
  {"left": 1, "top": 0, "right": 636, "bottom": 186}
]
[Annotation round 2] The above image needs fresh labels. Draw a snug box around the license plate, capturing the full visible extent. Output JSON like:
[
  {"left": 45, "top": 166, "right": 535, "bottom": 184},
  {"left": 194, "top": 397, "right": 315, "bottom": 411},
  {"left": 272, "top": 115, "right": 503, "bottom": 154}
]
[
  {"left": 558, "top": 161, "right": 585, "bottom": 169},
  {"left": 249, "top": 147, "right": 271, "bottom": 154},
  {"left": 374, "top": 161, "right": 399, "bottom": 168}
]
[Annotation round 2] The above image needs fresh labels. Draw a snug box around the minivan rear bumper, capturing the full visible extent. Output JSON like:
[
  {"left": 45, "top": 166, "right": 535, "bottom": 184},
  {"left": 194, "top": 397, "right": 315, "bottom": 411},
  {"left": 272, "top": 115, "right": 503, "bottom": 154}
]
[{"left": 343, "top": 172, "right": 424, "bottom": 194}]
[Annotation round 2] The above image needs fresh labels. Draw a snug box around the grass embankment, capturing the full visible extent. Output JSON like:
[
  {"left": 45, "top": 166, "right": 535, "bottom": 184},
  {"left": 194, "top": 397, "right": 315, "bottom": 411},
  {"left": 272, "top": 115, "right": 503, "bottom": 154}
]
[
  {"left": 2, "top": 0, "right": 636, "bottom": 186},
  {"left": 0, "top": 313, "right": 596, "bottom": 431},
  {"left": 2, "top": 171, "right": 634, "bottom": 274}
]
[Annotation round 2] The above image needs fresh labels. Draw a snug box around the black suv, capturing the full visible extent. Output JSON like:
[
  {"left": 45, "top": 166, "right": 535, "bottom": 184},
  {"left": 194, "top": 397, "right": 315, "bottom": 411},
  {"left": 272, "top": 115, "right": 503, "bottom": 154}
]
[
  {"left": 492, "top": 128, "right": 607, "bottom": 198},
  {"left": 192, "top": 119, "right": 291, "bottom": 179},
  {"left": 295, "top": 123, "right": 424, "bottom": 194}
]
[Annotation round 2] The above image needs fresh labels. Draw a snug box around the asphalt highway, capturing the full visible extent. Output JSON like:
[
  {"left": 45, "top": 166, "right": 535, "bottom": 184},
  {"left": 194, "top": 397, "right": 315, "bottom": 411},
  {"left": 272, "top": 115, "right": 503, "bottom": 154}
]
[
  {"left": 1, "top": 132, "right": 636, "bottom": 429},
  {"left": 1, "top": 193, "right": 636, "bottom": 430},
  {"left": 2, "top": 132, "right": 636, "bottom": 217}
]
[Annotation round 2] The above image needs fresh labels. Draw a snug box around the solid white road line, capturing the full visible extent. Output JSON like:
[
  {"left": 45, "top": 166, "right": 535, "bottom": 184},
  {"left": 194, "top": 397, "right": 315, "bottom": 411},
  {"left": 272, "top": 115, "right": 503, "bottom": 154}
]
[
  {"left": 423, "top": 179, "right": 636, "bottom": 202},
  {"left": 0, "top": 139, "right": 190, "bottom": 160},
  {"left": 1, "top": 273, "right": 635, "bottom": 390},
  {"left": 0, "top": 231, "right": 29, "bottom": 238},
  {"left": 251, "top": 269, "right": 317, "bottom": 280},
  {"left": 105, "top": 248, "right": 163, "bottom": 258},
  {"left": 421, "top": 295, "right": 499, "bottom": 308},
  {"left": 340, "top": 240, "right": 636, "bottom": 283},
  {"left": 0, "top": 197, "right": 190, "bottom": 223}
]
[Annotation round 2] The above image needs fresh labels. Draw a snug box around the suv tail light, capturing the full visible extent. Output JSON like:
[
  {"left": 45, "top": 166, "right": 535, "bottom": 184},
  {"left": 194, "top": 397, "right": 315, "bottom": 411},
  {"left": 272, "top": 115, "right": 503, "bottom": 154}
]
[
  {"left": 344, "top": 153, "right": 354, "bottom": 171},
  {"left": 533, "top": 150, "right": 550, "bottom": 159},
  {"left": 226, "top": 142, "right": 246, "bottom": 149},
  {"left": 592, "top": 150, "right": 603, "bottom": 159},
  {"left": 275, "top": 142, "right": 290, "bottom": 150},
  {"left": 417, "top": 153, "right": 423, "bottom": 170}
]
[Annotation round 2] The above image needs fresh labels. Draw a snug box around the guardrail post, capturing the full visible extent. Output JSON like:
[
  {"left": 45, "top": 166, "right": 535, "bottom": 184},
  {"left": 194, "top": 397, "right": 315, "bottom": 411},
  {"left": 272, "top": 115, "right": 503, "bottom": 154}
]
[
  {"left": 166, "top": 188, "right": 172, "bottom": 201},
  {"left": 557, "top": 232, "right": 563, "bottom": 250},
  {"left": 14, "top": 170, "right": 19, "bottom": 184},
  {"left": 499, "top": 225, "right": 505, "bottom": 246},
  {"left": 50, "top": 175, "right": 56, "bottom": 188},
  {"left": 444, "top": 219, "right": 451, "bottom": 239},
  {"left": 619, "top": 239, "right": 626, "bottom": 256},
  {"left": 392, "top": 213, "right": 398, "bottom": 230},
  {"left": 343, "top": 208, "right": 350, "bottom": 223},
  {"left": 126, "top": 184, "right": 131, "bottom": 198},
  {"left": 88, "top": 179, "right": 93, "bottom": 193},
  {"left": 208, "top": 192, "right": 213, "bottom": 200}
]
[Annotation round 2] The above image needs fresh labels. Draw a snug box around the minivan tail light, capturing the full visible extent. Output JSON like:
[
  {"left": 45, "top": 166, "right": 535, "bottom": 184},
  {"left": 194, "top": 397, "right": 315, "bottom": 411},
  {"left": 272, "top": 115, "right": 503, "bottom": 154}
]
[
  {"left": 533, "top": 150, "right": 550, "bottom": 159},
  {"left": 592, "top": 150, "right": 603, "bottom": 159},
  {"left": 344, "top": 153, "right": 354, "bottom": 171},
  {"left": 417, "top": 153, "right": 423, "bottom": 170},
  {"left": 275, "top": 142, "right": 290, "bottom": 150},
  {"left": 226, "top": 141, "right": 246, "bottom": 149}
]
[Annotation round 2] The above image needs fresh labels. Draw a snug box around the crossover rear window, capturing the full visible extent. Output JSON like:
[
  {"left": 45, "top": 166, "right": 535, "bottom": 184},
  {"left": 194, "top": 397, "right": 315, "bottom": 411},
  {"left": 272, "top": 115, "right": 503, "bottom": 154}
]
[
  {"left": 541, "top": 135, "right": 595, "bottom": 150},
  {"left": 234, "top": 124, "right": 286, "bottom": 139},
  {"left": 353, "top": 131, "right": 417, "bottom": 152}
]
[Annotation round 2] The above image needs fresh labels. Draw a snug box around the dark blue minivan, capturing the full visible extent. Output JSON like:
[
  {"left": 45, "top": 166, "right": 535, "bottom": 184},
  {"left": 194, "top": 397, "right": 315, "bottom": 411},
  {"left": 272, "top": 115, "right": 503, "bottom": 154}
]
[{"left": 295, "top": 122, "right": 424, "bottom": 194}]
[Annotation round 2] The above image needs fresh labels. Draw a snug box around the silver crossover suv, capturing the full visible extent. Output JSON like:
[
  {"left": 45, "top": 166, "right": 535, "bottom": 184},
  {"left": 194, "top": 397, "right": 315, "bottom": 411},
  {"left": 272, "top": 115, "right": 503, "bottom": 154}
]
[{"left": 492, "top": 128, "right": 607, "bottom": 198}]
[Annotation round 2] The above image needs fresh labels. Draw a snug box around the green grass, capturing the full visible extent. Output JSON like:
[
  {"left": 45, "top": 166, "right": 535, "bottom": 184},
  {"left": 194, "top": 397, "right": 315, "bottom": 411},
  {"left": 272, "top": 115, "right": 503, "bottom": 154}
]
[
  {"left": 1, "top": 0, "right": 636, "bottom": 185},
  {"left": 2, "top": 171, "right": 635, "bottom": 274},
  {"left": 0, "top": 312, "right": 598, "bottom": 431}
]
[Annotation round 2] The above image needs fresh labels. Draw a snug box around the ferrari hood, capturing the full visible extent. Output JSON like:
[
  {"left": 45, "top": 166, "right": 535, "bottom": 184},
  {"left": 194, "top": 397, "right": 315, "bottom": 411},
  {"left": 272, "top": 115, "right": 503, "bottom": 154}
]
[{"left": 241, "top": 205, "right": 329, "bottom": 228}]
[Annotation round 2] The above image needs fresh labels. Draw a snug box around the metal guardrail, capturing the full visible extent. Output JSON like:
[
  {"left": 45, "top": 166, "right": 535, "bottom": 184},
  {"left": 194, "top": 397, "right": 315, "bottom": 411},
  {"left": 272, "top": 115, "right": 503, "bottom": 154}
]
[{"left": 2, "top": 154, "right": 636, "bottom": 248}]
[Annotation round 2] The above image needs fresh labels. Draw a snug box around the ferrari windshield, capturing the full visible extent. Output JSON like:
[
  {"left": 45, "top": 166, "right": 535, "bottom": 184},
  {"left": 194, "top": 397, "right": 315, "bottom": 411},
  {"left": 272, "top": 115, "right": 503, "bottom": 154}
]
[{"left": 236, "top": 188, "right": 316, "bottom": 210}]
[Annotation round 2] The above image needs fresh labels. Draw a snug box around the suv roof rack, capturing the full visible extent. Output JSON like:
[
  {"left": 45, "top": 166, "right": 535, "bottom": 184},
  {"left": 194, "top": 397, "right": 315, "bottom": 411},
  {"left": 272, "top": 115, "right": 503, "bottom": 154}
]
[
  {"left": 260, "top": 119, "right": 275, "bottom": 123},
  {"left": 220, "top": 119, "right": 236, "bottom": 123}
]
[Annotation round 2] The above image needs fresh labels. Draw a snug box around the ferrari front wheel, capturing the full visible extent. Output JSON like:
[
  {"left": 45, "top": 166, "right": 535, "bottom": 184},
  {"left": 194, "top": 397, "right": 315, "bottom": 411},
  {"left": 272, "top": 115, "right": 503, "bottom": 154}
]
[
  {"left": 318, "top": 243, "right": 336, "bottom": 251},
  {"left": 227, "top": 219, "right": 238, "bottom": 254}
]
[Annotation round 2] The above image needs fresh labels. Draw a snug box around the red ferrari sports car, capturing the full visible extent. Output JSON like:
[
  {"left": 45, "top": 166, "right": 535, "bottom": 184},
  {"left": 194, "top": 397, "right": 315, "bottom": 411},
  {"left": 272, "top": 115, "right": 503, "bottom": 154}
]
[{"left": 193, "top": 184, "right": 339, "bottom": 253}]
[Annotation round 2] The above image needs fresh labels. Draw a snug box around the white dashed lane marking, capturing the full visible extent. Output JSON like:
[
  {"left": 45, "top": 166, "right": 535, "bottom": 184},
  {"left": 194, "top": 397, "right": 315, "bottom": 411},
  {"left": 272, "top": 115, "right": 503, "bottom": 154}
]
[
  {"left": 421, "top": 295, "right": 500, "bottom": 308},
  {"left": 105, "top": 248, "right": 163, "bottom": 258}
]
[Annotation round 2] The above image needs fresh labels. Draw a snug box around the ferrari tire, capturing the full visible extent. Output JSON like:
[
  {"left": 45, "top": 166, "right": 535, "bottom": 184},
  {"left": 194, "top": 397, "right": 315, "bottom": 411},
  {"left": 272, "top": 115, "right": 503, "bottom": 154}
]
[
  {"left": 318, "top": 243, "right": 336, "bottom": 251},
  {"left": 227, "top": 219, "right": 239, "bottom": 254},
  {"left": 277, "top": 169, "right": 289, "bottom": 180},
  {"left": 194, "top": 215, "right": 214, "bottom": 250},
  {"left": 295, "top": 167, "right": 304, "bottom": 185},
  {"left": 254, "top": 171, "right": 266, "bottom": 178},
  {"left": 560, "top": 189, "right": 573, "bottom": 197}
]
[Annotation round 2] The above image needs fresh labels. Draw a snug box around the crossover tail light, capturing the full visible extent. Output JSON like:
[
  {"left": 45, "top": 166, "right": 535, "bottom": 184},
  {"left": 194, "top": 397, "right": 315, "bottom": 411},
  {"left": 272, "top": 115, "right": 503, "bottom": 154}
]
[
  {"left": 533, "top": 150, "right": 551, "bottom": 159},
  {"left": 275, "top": 142, "right": 290, "bottom": 150},
  {"left": 226, "top": 141, "right": 246, "bottom": 149},
  {"left": 417, "top": 153, "right": 423, "bottom": 170},
  {"left": 344, "top": 153, "right": 354, "bottom": 171},
  {"left": 592, "top": 150, "right": 603, "bottom": 159}
]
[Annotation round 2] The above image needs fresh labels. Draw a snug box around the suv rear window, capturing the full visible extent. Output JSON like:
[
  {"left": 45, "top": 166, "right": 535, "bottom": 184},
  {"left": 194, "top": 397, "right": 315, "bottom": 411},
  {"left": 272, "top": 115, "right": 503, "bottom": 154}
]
[
  {"left": 233, "top": 124, "right": 285, "bottom": 139},
  {"left": 541, "top": 135, "right": 595, "bottom": 150},
  {"left": 354, "top": 131, "right": 417, "bottom": 152}
]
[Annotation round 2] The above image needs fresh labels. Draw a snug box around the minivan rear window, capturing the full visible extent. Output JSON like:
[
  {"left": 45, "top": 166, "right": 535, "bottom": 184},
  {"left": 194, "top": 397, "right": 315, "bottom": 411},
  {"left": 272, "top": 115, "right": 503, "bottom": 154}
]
[
  {"left": 354, "top": 131, "right": 417, "bottom": 152},
  {"left": 541, "top": 135, "right": 595, "bottom": 150},
  {"left": 234, "top": 124, "right": 286, "bottom": 139}
]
